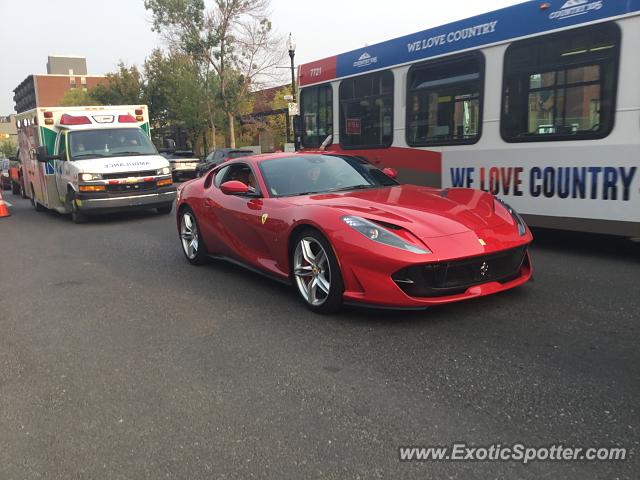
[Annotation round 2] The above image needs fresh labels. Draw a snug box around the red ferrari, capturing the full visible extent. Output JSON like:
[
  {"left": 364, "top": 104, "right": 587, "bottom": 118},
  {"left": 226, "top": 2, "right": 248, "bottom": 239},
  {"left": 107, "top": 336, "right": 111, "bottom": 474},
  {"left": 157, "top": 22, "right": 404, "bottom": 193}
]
[{"left": 176, "top": 153, "right": 532, "bottom": 313}]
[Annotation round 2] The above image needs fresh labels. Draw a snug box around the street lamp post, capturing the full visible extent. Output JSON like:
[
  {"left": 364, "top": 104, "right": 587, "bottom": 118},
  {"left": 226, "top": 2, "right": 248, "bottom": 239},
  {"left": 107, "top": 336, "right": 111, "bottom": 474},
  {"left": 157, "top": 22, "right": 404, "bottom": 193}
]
[{"left": 287, "top": 33, "right": 298, "bottom": 150}]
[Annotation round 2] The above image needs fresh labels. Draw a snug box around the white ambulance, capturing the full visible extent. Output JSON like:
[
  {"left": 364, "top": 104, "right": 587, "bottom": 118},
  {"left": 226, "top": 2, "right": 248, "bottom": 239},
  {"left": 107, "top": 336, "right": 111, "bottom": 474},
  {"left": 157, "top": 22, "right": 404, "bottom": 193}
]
[{"left": 16, "top": 105, "right": 176, "bottom": 223}]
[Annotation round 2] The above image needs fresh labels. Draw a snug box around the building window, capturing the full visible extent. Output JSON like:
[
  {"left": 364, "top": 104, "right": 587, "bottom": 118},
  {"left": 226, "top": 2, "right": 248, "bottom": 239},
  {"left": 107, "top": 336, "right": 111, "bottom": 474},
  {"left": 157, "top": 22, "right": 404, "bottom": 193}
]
[
  {"left": 300, "top": 84, "right": 333, "bottom": 148},
  {"left": 407, "top": 52, "right": 484, "bottom": 146},
  {"left": 501, "top": 22, "right": 620, "bottom": 142},
  {"left": 339, "top": 70, "right": 393, "bottom": 149}
]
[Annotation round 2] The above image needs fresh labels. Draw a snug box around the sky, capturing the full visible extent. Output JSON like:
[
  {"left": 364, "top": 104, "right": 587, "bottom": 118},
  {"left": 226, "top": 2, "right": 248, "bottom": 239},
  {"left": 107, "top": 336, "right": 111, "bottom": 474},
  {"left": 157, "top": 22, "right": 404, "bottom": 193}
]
[{"left": 0, "top": 0, "right": 524, "bottom": 114}]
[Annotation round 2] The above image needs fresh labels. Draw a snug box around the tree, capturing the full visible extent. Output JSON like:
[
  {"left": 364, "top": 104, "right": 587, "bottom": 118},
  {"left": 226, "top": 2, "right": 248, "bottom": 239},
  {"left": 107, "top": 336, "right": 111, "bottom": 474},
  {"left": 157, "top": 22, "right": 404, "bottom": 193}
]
[
  {"left": 90, "top": 63, "right": 145, "bottom": 105},
  {"left": 143, "top": 48, "right": 220, "bottom": 154},
  {"left": 144, "top": 0, "right": 285, "bottom": 148},
  {"left": 60, "top": 88, "right": 101, "bottom": 107},
  {"left": 0, "top": 138, "right": 17, "bottom": 157}
]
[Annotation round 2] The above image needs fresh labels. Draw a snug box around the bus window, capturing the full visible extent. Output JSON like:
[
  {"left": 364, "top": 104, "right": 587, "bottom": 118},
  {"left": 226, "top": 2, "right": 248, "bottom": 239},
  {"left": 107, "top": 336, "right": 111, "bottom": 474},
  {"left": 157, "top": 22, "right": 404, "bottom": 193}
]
[
  {"left": 339, "top": 70, "right": 393, "bottom": 149},
  {"left": 501, "top": 22, "right": 620, "bottom": 142},
  {"left": 301, "top": 84, "right": 333, "bottom": 148},
  {"left": 406, "top": 52, "right": 483, "bottom": 147}
]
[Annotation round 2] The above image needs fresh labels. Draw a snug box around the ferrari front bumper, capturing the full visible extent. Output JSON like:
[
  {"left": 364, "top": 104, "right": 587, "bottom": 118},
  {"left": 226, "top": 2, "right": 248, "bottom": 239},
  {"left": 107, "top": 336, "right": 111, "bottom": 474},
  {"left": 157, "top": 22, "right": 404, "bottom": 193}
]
[{"left": 336, "top": 227, "right": 533, "bottom": 309}]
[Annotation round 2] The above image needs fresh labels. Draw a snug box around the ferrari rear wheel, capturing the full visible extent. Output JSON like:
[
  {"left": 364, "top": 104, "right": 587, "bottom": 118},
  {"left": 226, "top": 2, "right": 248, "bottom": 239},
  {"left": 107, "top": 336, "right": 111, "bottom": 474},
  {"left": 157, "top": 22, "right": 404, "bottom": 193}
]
[
  {"left": 293, "top": 230, "right": 344, "bottom": 314},
  {"left": 180, "top": 208, "right": 209, "bottom": 265}
]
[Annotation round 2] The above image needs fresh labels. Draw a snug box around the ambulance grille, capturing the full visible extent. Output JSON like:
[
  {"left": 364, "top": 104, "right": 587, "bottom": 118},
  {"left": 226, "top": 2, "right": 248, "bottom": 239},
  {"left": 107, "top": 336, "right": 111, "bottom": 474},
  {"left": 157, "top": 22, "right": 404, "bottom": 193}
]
[{"left": 101, "top": 170, "right": 157, "bottom": 180}]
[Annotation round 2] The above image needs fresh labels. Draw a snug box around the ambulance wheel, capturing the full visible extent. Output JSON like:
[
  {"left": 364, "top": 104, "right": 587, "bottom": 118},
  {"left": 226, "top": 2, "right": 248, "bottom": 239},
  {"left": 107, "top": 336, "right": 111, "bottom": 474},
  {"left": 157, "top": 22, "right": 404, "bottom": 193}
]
[
  {"left": 68, "top": 192, "right": 88, "bottom": 224},
  {"left": 31, "top": 184, "right": 45, "bottom": 212}
]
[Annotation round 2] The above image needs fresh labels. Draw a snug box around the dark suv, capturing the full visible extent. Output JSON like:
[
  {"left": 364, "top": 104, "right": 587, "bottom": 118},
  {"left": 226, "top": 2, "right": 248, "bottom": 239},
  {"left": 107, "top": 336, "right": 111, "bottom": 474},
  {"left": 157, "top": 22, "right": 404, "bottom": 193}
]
[{"left": 196, "top": 148, "right": 255, "bottom": 177}]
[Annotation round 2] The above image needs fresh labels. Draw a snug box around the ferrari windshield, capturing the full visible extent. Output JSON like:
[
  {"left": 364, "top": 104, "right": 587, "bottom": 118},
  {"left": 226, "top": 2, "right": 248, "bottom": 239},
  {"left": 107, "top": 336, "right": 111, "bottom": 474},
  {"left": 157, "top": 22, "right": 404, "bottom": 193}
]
[
  {"left": 68, "top": 128, "right": 158, "bottom": 160},
  {"left": 259, "top": 154, "right": 397, "bottom": 197}
]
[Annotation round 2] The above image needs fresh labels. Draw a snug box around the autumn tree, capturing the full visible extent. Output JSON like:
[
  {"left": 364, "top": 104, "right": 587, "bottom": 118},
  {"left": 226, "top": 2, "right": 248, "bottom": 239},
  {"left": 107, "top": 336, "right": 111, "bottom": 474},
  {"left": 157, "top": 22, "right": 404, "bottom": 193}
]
[
  {"left": 144, "top": 0, "right": 285, "bottom": 148},
  {"left": 90, "top": 63, "right": 145, "bottom": 105}
]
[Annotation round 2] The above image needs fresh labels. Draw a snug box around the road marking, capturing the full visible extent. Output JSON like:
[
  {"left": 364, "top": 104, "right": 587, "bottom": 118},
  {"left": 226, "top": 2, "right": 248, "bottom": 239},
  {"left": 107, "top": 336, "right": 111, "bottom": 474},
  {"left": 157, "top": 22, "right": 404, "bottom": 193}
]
[{"left": 4, "top": 201, "right": 12, "bottom": 207}]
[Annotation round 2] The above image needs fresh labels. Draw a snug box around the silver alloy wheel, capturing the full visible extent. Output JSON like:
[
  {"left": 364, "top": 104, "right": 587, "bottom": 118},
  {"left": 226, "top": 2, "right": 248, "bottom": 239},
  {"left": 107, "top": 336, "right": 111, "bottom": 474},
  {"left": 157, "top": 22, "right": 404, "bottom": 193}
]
[
  {"left": 180, "top": 212, "right": 199, "bottom": 259},
  {"left": 293, "top": 237, "right": 331, "bottom": 306}
]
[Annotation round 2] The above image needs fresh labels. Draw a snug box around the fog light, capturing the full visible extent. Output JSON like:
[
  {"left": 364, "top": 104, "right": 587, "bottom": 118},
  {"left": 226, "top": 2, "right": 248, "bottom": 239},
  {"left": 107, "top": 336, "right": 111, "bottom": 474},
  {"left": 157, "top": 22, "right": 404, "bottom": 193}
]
[{"left": 78, "top": 185, "right": 105, "bottom": 192}]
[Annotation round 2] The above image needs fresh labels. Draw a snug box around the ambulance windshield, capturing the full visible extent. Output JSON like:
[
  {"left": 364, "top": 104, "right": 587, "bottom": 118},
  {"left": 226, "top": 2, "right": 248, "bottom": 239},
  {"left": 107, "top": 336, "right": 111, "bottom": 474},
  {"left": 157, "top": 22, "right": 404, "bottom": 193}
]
[{"left": 68, "top": 128, "right": 158, "bottom": 160}]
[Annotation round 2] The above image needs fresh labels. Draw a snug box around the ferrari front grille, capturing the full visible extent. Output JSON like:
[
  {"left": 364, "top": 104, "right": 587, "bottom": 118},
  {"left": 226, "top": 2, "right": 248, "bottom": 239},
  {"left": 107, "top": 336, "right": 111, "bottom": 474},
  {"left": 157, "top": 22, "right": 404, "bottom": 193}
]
[{"left": 392, "top": 246, "right": 528, "bottom": 297}]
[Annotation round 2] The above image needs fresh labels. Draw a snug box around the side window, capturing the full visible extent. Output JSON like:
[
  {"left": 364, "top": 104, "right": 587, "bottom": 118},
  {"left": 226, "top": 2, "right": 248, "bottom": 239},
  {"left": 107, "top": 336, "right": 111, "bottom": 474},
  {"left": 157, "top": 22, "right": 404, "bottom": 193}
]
[
  {"left": 501, "top": 22, "right": 620, "bottom": 142},
  {"left": 213, "top": 165, "right": 230, "bottom": 188},
  {"left": 57, "top": 132, "right": 67, "bottom": 158},
  {"left": 300, "top": 84, "right": 333, "bottom": 148},
  {"left": 215, "top": 164, "right": 259, "bottom": 193},
  {"left": 407, "top": 52, "right": 484, "bottom": 146},
  {"left": 339, "top": 70, "right": 394, "bottom": 149}
]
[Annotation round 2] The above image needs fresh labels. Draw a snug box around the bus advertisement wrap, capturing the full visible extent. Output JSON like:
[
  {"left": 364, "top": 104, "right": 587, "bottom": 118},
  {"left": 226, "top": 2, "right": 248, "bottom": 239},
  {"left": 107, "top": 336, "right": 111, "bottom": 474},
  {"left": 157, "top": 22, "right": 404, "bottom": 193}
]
[
  {"left": 443, "top": 147, "right": 639, "bottom": 222},
  {"left": 300, "top": 0, "right": 640, "bottom": 85}
]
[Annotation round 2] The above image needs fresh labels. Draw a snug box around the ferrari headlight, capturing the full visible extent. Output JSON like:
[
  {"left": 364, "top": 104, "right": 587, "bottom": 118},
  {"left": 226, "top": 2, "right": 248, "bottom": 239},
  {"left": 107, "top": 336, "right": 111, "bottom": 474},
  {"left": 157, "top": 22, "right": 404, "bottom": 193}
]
[
  {"left": 495, "top": 197, "right": 526, "bottom": 236},
  {"left": 342, "top": 216, "right": 431, "bottom": 254},
  {"left": 157, "top": 167, "right": 171, "bottom": 175},
  {"left": 79, "top": 173, "right": 102, "bottom": 181}
]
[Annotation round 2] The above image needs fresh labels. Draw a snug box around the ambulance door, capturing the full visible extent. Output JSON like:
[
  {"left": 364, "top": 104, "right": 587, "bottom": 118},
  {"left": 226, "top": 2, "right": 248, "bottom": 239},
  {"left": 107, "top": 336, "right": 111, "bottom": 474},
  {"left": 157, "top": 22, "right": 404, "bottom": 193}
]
[{"left": 54, "top": 131, "right": 69, "bottom": 203}]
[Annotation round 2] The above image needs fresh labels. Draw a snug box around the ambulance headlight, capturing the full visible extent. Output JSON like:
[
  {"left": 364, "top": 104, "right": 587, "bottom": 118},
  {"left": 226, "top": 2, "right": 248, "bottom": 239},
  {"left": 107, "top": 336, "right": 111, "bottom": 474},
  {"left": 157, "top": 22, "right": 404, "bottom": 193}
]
[
  {"left": 79, "top": 173, "right": 102, "bottom": 181},
  {"left": 157, "top": 167, "right": 171, "bottom": 175}
]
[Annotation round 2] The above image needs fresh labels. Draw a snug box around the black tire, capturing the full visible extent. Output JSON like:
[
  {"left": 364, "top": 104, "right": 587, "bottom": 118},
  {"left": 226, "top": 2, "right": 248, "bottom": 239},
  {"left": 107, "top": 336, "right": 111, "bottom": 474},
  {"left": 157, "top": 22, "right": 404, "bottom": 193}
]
[
  {"left": 31, "top": 184, "right": 46, "bottom": 212},
  {"left": 157, "top": 203, "right": 173, "bottom": 215},
  {"left": 291, "top": 228, "right": 344, "bottom": 314},
  {"left": 67, "top": 191, "right": 88, "bottom": 224},
  {"left": 178, "top": 207, "right": 209, "bottom": 265}
]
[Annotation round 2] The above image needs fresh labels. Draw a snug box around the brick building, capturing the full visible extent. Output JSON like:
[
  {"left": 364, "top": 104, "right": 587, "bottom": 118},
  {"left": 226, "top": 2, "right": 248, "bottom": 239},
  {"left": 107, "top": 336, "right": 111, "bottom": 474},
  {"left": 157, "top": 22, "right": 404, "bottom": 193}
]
[{"left": 13, "top": 56, "right": 106, "bottom": 113}]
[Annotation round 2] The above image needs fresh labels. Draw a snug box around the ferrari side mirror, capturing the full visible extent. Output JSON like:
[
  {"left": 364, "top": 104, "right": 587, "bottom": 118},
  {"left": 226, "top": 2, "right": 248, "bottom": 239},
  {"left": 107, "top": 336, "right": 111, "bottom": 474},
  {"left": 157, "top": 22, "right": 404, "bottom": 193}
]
[
  {"left": 220, "top": 180, "right": 249, "bottom": 195},
  {"left": 383, "top": 167, "right": 398, "bottom": 179}
]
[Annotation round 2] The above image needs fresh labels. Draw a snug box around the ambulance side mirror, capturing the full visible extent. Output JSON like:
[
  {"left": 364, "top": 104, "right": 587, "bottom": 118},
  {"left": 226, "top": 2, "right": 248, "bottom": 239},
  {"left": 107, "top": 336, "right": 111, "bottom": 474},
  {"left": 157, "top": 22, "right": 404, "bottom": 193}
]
[
  {"left": 36, "top": 146, "right": 49, "bottom": 162},
  {"left": 36, "top": 146, "right": 62, "bottom": 162}
]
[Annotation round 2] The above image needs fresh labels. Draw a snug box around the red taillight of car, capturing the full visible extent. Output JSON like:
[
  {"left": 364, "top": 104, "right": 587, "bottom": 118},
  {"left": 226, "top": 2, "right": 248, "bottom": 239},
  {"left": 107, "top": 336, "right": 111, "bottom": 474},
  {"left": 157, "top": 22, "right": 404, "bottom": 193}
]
[
  {"left": 118, "top": 114, "right": 137, "bottom": 123},
  {"left": 135, "top": 108, "right": 143, "bottom": 115},
  {"left": 60, "top": 114, "right": 91, "bottom": 125},
  {"left": 43, "top": 111, "right": 53, "bottom": 118}
]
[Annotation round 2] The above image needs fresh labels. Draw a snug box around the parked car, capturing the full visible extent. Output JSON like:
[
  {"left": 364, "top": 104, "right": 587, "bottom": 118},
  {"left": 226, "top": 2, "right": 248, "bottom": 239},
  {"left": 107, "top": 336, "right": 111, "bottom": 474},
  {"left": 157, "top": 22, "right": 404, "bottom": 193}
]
[
  {"left": 0, "top": 158, "right": 10, "bottom": 191},
  {"left": 176, "top": 152, "right": 533, "bottom": 313},
  {"left": 195, "top": 148, "right": 255, "bottom": 178},
  {"left": 8, "top": 152, "right": 25, "bottom": 197},
  {"left": 160, "top": 150, "right": 200, "bottom": 182}
]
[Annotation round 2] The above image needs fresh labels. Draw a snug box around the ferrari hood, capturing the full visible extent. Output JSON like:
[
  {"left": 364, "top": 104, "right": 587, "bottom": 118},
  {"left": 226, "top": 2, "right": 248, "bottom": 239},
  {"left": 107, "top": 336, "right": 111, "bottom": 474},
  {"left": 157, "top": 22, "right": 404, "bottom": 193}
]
[{"left": 288, "top": 185, "right": 508, "bottom": 239}]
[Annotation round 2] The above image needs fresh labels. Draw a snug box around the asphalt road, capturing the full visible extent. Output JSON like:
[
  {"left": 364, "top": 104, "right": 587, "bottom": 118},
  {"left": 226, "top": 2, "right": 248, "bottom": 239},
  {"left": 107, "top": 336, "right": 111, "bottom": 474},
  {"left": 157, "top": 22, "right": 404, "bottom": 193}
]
[{"left": 0, "top": 194, "right": 638, "bottom": 479}]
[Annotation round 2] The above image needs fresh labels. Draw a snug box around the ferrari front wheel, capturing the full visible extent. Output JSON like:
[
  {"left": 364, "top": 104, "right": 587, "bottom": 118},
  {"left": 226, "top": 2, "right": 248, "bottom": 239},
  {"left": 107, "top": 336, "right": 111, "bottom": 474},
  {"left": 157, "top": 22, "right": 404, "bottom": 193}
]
[
  {"left": 179, "top": 208, "right": 209, "bottom": 265},
  {"left": 292, "top": 230, "right": 344, "bottom": 314}
]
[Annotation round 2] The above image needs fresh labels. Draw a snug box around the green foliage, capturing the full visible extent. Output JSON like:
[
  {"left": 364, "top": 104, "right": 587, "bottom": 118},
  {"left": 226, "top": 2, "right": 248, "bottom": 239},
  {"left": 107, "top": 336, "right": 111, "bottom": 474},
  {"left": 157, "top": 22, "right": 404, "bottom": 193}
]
[
  {"left": 0, "top": 138, "right": 17, "bottom": 157},
  {"left": 90, "top": 63, "right": 144, "bottom": 105},
  {"left": 144, "top": 0, "right": 282, "bottom": 147},
  {"left": 60, "top": 88, "right": 101, "bottom": 107}
]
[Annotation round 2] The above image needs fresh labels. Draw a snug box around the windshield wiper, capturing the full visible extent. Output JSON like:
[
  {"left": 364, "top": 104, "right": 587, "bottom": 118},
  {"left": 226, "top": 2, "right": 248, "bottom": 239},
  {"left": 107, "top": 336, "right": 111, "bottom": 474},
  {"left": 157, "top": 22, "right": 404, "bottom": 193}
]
[
  {"left": 326, "top": 184, "right": 376, "bottom": 193},
  {"left": 71, "top": 153, "right": 107, "bottom": 159},
  {"left": 280, "top": 190, "right": 325, "bottom": 197},
  {"left": 113, "top": 151, "right": 155, "bottom": 156}
]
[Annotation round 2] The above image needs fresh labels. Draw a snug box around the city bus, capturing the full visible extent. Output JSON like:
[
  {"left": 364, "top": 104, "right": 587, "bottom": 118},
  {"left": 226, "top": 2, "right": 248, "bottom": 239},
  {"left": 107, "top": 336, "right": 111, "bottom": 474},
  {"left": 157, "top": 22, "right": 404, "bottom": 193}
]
[{"left": 297, "top": 0, "right": 640, "bottom": 236}]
